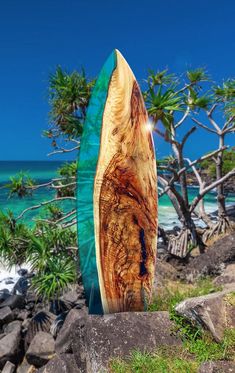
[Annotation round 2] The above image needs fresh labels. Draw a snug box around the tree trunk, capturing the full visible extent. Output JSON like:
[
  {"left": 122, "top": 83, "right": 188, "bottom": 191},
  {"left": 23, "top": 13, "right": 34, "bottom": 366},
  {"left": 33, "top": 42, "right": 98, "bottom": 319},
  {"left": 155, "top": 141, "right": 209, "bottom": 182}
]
[
  {"left": 170, "top": 124, "right": 189, "bottom": 208},
  {"left": 178, "top": 147, "right": 189, "bottom": 208},
  {"left": 216, "top": 135, "right": 226, "bottom": 218}
]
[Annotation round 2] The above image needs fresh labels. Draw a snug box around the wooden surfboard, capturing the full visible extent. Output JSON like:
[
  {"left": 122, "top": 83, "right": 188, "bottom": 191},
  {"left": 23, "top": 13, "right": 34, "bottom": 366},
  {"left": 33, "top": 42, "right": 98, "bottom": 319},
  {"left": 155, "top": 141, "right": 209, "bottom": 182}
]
[{"left": 77, "top": 49, "right": 157, "bottom": 314}]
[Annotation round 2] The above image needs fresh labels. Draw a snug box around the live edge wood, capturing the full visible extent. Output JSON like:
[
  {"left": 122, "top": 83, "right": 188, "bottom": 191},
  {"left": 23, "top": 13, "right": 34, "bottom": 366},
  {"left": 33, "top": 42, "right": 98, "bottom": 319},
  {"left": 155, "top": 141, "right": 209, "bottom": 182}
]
[{"left": 94, "top": 50, "right": 158, "bottom": 313}]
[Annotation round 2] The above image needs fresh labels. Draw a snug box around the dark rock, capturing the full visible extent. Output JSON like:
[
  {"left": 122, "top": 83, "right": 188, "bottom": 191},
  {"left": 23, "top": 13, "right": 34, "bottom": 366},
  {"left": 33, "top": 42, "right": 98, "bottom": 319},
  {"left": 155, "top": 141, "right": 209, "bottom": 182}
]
[
  {"left": 175, "top": 284, "right": 235, "bottom": 342},
  {"left": 72, "top": 311, "right": 181, "bottom": 373},
  {"left": 2, "top": 361, "right": 16, "bottom": 373},
  {"left": 0, "top": 307, "right": 14, "bottom": 326},
  {"left": 3, "top": 320, "right": 22, "bottom": 334},
  {"left": 5, "top": 280, "right": 15, "bottom": 285},
  {"left": 0, "top": 295, "right": 25, "bottom": 310},
  {"left": 37, "top": 354, "right": 78, "bottom": 373},
  {"left": 0, "top": 327, "right": 22, "bottom": 369},
  {"left": 0, "top": 290, "right": 10, "bottom": 304},
  {"left": 55, "top": 308, "right": 88, "bottom": 354},
  {"left": 17, "top": 269, "right": 28, "bottom": 277},
  {"left": 16, "top": 358, "right": 36, "bottom": 373},
  {"left": 24, "top": 311, "right": 56, "bottom": 349},
  {"left": 60, "top": 287, "right": 82, "bottom": 306},
  {"left": 26, "top": 332, "right": 55, "bottom": 368},
  {"left": 13, "top": 277, "right": 29, "bottom": 296},
  {"left": 199, "top": 360, "right": 235, "bottom": 372},
  {"left": 183, "top": 234, "right": 235, "bottom": 281}
]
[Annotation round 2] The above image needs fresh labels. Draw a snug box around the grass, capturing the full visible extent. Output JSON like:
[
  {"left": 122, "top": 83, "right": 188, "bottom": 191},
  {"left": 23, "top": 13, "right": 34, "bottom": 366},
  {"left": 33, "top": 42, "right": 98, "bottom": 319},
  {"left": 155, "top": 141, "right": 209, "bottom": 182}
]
[
  {"left": 148, "top": 277, "right": 222, "bottom": 312},
  {"left": 109, "top": 278, "right": 235, "bottom": 373},
  {"left": 109, "top": 348, "right": 198, "bottom": 373},
  {"left": 109, "top": 327, "right": 235, "bottom": 373},
  {"left": 109, "top": 329, "right": 235, "bottom": 373}
]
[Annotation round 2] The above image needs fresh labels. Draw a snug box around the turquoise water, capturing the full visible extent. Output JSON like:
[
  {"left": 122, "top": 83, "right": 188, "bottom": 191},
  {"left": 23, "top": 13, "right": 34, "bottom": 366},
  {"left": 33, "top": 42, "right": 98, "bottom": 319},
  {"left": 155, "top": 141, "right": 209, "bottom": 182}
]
[
  {"left": 0, "top": 161, "right": 75, "bottom": 224},
  {"left": 1, "top": 161, "right": 235, "bottom": 229}
]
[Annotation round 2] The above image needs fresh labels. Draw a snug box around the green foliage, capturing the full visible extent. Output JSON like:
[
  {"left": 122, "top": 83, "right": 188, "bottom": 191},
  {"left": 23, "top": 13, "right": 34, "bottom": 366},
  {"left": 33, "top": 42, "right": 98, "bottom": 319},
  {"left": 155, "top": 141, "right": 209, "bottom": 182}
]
[
  {"left": 43, "top": 204, "right": 63, "bottom": 221},
  {"left": 144, "top": 67, "right": 210, "bottom": 135},
  {"left": 5, "top": 172, "right": 35, "bottom": 198},
  {"left": 0, "top": 210, "right": 77, "bottom": 301},
  {"left": 48, "top": 66, "right": 95, "bottom": 138},
  {"left": 146, "top": 69, "right": 177, "bottom": 87},
  {"left": 0, "top": 210, "right": 30, "bottom": 268},
  {"left": 57, "top": 161, "right": 77, "bottom": 178},
  {"left": 145, "top": 84, "right": 183, "bottom": 129},
  {"left": 201, "top": 149, "right": 235, "bottom": 178},
  {"left": 27, "top": 224, "right": 77, "bottom": 300},
  {"left": 214, "top": 79, "right": 235, "bottom": 118},
  {"left": 187, "top": 87, "right": 212, "bottom": 110},
  {"left": 186, "top": 68, "right": 209, "bottom": 83},
  {"left": 31, "top": 256, "right": 76, "bottom": 301},
  {"left": 55, "top": 161, "right": 77, "bottom": 197}
]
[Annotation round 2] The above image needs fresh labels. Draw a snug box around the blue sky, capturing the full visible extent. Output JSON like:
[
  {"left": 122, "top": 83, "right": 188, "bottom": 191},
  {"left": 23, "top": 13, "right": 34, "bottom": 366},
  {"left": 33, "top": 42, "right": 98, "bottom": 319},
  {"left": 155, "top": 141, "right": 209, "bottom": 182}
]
[{"left": 0, "top": 0, "right": 234, "bottom": 160}]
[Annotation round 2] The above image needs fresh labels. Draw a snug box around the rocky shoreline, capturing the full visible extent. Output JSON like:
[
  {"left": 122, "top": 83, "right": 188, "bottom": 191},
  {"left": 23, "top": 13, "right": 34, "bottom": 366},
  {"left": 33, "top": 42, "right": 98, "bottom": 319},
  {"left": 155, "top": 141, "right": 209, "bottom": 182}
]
[{"left": 0, "top": 233, "right": 234, "bottom": 372}]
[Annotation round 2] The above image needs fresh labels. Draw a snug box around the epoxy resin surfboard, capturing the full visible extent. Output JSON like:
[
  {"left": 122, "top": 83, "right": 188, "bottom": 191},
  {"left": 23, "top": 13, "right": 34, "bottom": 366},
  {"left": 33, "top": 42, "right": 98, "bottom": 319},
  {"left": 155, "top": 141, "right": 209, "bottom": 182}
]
[{"left": 77, "top": 49, "right": 157, "bottom": 314}]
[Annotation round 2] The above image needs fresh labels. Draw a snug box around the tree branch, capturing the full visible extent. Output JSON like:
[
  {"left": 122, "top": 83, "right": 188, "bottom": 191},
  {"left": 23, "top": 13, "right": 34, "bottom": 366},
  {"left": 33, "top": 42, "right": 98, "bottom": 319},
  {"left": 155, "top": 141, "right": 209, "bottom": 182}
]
[
  {"left": 222, "top": 115, "right": 235, "bottom": 131},
  {"left": 47, "top": 145, "right": 80, "bottom": 156},
  {"left": 192, "top": 117, "right": 217, "bottom": 134},
  {"left": 16, "top": 197, "right": 76, "bottom": 221},
  {"left": 175, "top": 106, "right": 190, "bottom": 129},
  {"left": 190, "top": 168, "right": 235, "bottom": 213},
  {"left": 34, "top": 209, "right": 76, "bottom": 225},
  {"left": 206, "top": 107, "right": 221, "bottom": 132},
  {"left": 181, "top": 126, "right": 196, "bottom": 148}
]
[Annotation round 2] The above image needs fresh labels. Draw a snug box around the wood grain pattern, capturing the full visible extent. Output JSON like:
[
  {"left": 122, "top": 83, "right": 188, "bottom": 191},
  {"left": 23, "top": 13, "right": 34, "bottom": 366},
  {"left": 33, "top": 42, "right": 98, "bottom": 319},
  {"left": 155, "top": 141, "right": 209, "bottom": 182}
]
[{"left": 94, "top": 50, "right": 157, "bottom": 313}]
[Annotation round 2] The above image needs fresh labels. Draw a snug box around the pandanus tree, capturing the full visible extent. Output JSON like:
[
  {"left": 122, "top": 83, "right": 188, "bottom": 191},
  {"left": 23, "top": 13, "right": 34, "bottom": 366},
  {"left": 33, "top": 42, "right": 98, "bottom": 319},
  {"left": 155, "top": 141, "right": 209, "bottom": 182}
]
[
  {"left": 192, "top": 79, "right": 235, "bottom": 238},
  {"left": 144, "top": 70, "right": 235, "bottom": 257},
  {"left": 3, "top": 65, "right": 235, "bottom": 266}
]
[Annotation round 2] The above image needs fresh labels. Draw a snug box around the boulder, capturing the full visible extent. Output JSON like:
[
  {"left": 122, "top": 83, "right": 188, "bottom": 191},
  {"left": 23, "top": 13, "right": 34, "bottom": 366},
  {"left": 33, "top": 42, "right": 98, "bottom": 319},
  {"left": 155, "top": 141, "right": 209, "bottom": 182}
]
[
  {"left": 55, "top": 308, "right": 88, "bottom": 354},
  {"left": 24, "top": 311, "right": 56, "bottom": 349},
  {"left": 13, "top": 277, "right": 29, "bottom": 296},
  {"left": 17, "top": 310, "right": 31, "bottom": 322},
  {"left": 153, "top": 258, "right": 178, "bottom": 295},
  {"left": 213, "top": 263, "right": 235, "bottom": 287},
  {"left": 184, "top": 234, "right": 235, "bottom": 281},
  {"left": 199, "top": 360, "right": 235, "bottom": 372},
  {"left": 0, "top": 307, "right": 14, "bottom": 326},
  {"left": 0, "top": 327, "right": 22, "bottom": 369},
  {"left": 175, "top": 285, "right": 235, "bottom": 342},
  {"left": 17, "top": 269, "right": 28, "bottom": 277},
  {"left": 3, "top": 320, "right": 22, "bottom": 334},
  {"left": 0, "top": 290, "right": 10, "bottom": 304},
  {"left": 36, "top": 354, "right": 78, "bottom": 373},
  {"left": 72, "top": 311, "right": 181, "bottom": 373},
  {"left": 26, "top": 332, "right": 55, "bottom": 368},
  {"left": 16, "top": 358, "right": 36, "bottom": 373},
  {"left": 0, "top": 295, "right": 25, "bottom": 310},
  {"left": 2, "top": 361, "right": 16, "bottom": 373}
]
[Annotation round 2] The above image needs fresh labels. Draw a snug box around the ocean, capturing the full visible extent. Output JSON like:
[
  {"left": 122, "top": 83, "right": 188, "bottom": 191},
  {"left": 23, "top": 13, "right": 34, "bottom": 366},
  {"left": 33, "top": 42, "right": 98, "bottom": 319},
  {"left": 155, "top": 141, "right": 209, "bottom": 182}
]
[{"left": 0, "top": 161, "right": 235, "bottom": 230}]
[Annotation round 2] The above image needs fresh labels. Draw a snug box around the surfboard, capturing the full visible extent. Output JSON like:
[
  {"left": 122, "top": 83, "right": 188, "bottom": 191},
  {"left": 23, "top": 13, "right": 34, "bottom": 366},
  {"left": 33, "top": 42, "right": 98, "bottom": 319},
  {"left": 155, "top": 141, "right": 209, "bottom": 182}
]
[{"left": 77, "top": 49, "right": 157, "bottom": 314}]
